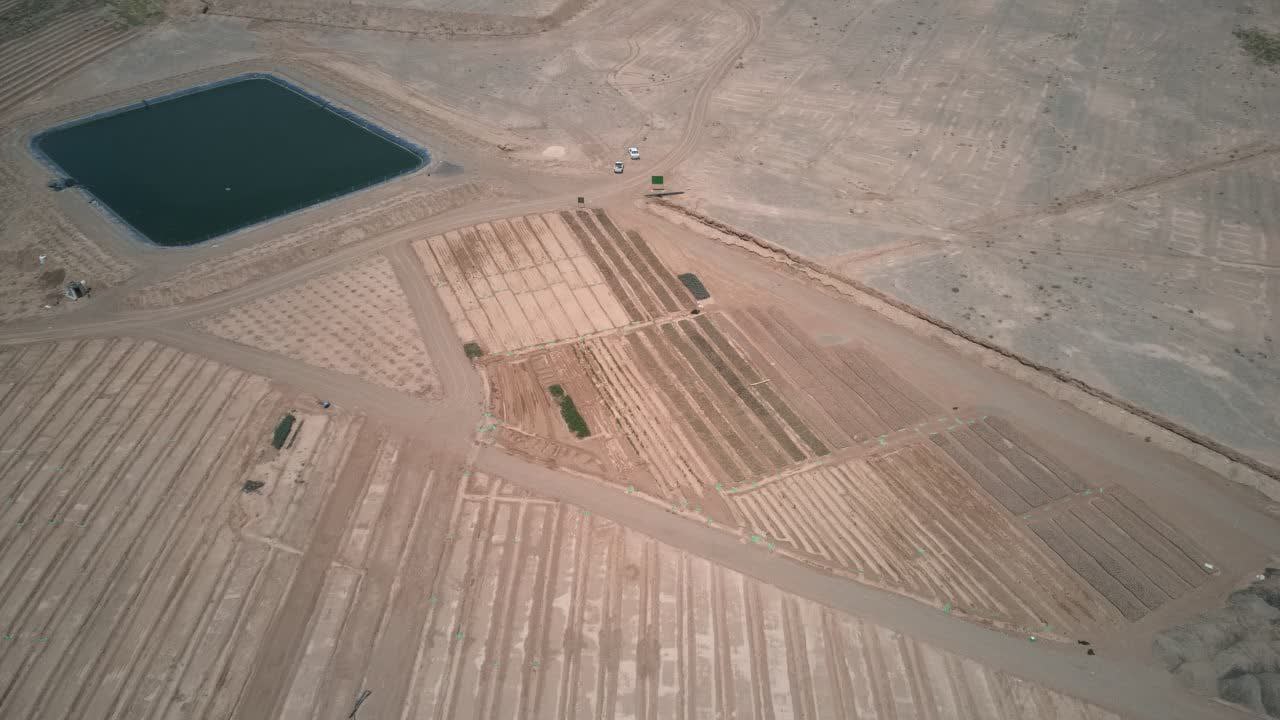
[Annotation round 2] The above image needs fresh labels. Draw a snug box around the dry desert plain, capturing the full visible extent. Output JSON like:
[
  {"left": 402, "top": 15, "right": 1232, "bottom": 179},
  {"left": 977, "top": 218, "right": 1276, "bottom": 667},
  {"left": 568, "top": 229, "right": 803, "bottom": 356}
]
[{"left": 2, "top": 0, "right": 1280, "bottom": 718}]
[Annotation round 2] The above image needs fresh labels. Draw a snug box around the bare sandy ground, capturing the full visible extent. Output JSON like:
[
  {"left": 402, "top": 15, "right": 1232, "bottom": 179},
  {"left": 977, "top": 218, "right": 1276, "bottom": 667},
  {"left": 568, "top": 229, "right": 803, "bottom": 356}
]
[{"left": 0, "top": 0, "right": 1279, "bottom": 717}]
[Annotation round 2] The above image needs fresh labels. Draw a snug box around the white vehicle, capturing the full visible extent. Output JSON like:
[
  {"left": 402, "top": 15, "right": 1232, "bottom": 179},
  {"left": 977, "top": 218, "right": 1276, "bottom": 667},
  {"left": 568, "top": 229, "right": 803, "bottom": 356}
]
[
  {"left": 628, "top": 147, "right": 640, "bottom": 160},
  {"left": 613, "top": 161, "right": 624, "bottom": 173}
]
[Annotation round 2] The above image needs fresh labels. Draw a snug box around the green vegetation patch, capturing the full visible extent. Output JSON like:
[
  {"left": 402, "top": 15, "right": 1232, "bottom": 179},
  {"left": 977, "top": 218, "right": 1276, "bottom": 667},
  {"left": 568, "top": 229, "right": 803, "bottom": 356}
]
[
  {"left": 677, "top": 273, "right": 710, "bottom": 301},
  {"left": 108, "top": 0, "right": 164, "bottom": 26},
  {"left": 1235, "top": 27, "right": 1280, "bottom": 66},
  {"left": 548, "top": 385, "right": 590, "bottom": 438},
  {"left": 271, "top": 413, "right": 296, "bottom": 449},
  {"left": 463, "top": 342, "right": 484, "bottom": 359}
]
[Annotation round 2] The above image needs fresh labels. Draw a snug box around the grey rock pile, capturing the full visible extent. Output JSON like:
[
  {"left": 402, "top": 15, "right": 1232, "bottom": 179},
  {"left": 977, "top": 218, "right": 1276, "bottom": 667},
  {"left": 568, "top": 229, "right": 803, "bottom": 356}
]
[{"left": 1154, "top": 569, "right": 1280, "bottom": 717}]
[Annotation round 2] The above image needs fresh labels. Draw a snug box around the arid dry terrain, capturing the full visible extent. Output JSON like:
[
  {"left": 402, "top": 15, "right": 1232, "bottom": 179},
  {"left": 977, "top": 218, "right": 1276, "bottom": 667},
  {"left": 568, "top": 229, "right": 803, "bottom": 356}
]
[{"left": 2, "top": 0, "right": 1280, "bottom": 718}]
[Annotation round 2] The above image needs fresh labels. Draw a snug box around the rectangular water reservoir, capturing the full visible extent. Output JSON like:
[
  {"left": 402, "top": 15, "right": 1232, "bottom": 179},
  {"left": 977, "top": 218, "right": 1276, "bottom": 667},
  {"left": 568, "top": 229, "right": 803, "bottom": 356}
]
[{"left": 32, "top": 74, "right": 427, "bottom": 247}]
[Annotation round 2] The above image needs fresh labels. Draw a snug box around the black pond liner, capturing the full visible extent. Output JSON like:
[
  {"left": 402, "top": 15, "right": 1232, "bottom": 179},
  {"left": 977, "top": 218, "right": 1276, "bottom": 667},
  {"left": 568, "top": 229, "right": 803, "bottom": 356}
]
[{"left": 30, "top": 73, "right": 429, "bottom": 247}]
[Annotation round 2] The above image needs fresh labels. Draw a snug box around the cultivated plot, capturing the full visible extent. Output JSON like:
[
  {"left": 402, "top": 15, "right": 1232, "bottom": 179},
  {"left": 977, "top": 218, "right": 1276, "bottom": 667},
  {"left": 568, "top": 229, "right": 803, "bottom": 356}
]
[
  {"left": 390, "top": 471, "right": 1121, "bottom": 720},
  {"left": 0, "top": 338, "right": 285, "bottom": 719},
  {"left": 0, "top": 338, "right": 456, "bottom": 719},
  {"left": 723, "top": 306, "right": 940, "bottom": 447},
  {"left": 196, "top": 254, "right": 438, "bottom": 397},
  {"left": 488, "top": 310, "right": 850, "bottom": 519},
  {"left": 729, "top": 443, "right": 1119, "bottom": 632},
  {"left": 416, "top": 210, "right": 693, "bottom": 355}
]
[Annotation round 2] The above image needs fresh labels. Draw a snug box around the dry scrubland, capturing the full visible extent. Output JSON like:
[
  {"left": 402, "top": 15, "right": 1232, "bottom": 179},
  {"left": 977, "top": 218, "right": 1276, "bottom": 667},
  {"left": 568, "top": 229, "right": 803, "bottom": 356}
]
[{"left": 679, "top": 0, "right": 1280, "bottom": 467}]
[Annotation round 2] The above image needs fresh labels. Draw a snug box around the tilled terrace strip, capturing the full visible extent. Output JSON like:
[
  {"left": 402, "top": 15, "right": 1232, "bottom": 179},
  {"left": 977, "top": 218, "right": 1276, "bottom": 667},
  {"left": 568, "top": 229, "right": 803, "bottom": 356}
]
[
  {"left": 416, "top": 210, "right": 694, "bottom": 355},
  {"left": 0, "top": 339, "right": 303, "bottom": 720},
  {"left": 1028, "top": 487, "right": 1215, "bottom": 622},
  {"left": 728, "top": 444, "right": 1122, "bottom": 631},
  {"left": 395, "top": 472, "right": 1122, "bottom": 720}
]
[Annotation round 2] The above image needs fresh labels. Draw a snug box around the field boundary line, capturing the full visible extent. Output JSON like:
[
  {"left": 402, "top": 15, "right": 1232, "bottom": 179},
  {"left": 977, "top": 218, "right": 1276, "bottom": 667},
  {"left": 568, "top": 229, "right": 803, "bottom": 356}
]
[{"left": 648, "top": 200, "right": 1280, "bottom": 500}]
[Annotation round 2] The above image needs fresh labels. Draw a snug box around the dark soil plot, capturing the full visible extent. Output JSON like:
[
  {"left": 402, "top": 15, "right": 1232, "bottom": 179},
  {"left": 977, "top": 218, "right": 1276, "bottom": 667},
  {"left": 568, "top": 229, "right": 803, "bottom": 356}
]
[
  {"left": 677, "top": 273, "right": 710, "bottom": 301},
  {"left": 33, "top": 75, "right": 426, "bottom": 246}
]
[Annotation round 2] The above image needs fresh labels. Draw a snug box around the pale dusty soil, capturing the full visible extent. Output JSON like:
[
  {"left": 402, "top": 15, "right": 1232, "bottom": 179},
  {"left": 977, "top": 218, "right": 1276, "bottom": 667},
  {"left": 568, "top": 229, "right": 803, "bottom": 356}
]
[
  {"left": 196, "top": 255, "right": 440, "bottom": 398},
  {"left": 671, "top": 0, "right": 1280, "bottom": 468},
  {"left": 0, "top": 1, "right": 1278, "bottom": 718}
]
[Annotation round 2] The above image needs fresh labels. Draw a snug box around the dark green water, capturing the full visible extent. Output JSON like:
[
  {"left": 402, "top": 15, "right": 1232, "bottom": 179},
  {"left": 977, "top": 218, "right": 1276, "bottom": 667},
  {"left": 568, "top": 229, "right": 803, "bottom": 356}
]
[{"left": 34, "top": 76, "right": 426, "bottom": 247}]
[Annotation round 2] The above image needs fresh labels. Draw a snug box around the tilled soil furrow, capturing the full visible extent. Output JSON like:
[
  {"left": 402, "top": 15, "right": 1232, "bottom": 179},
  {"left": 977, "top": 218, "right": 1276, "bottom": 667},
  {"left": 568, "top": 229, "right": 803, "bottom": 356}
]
[
  {"left": 850, "top": 347, "right": 941, "bottom": 421},
  {"left": 813, "top": 467, "right": 901, "bottom": 580},
  {"left": 50, "top": 364, "right": 246, "bottom": 717},
  {"left": 1090, "top": 496, "right": 1207, "bottom": 586},
  {"left": 1111, "top": 488, "right": 1214, "bottom": 574},
  {"left": 596, "top": 338, "right": 713, "bottom": 494},
  {"left": 558, "top": 211, "right": 650, "bottom": 320},
  {"left": 625, "top": 334, "right": 742, "bottom": 483},
  {"left": 984, "top": 416, "right": 1087, "bottom": 492},
  {"left": 517, "top": 502, "right": 563, "bottom": 718},
  {"left": 472, "top": 502, "right": 528, "bottom": 719},
  {"left": 583, "top": 210, "right": 681, "bottom": 314},
  {"left": 577, "top": 344, "right": 682, "bottom": 498},
  {"left": 109, "top": 524, "right": 240, "bottom": 720},
  {"left": 524, "top": 215, "right": 569, "bottom": 261},
  {"left": 0, "top": 353, "right": 215, "bottom": 622},
  {"left": 823, "top": 346, "right": 910, "bottom": 430},
  {"left": 763, "top": 308, "right": 906, "bottom": 430},
  {"left": 693, "top": 315, "right": 828, "bottom": 456},
  {"left": 0, "top": 339, "right": 132, "bottom": 534},
  {"left": 929, "top": 433, "right": 1032, "bottom": 514},
  {"left": 720, "top": 313, "right": 852, "bottom": 449},
  {"left": 1027, "top": 518, "right": 1148, "bottom": 620},
  {"left": 0, "top": 344, "right": 54, "bottom": 413},
  {"left": 554, "top": 212, "right": 644, "bottom": 323},
  {"left": 661, "top": 323, "right": 786, "bottom": 471},
  {"left": 833, "top": 346, "right": 924, "bottom": 428},
  {"left": 504, "top": 218, "right": 548, "bottom": 266},
  {"left": 632, "top": 331, "right": 755, "bottom": 482},
  {"left": 1070, "top": 504, "right": 1191, "bottom": 599},
  {"left": 950, "top": 427, "right": 1051, "bottom": 508},
  {"left": 306, "top": 444, "right": 412, "bottom": 719},
  {"left": 592, "top": 211, "right": 689, "bottom": 306},
  {"left": 971, "top": 422, "right": 1072, "bottom": 500},
  {"left": 437, "top": 495, "right": 502, "bottom": 720},
  {"left": 1053, "top": 513, "right": 1171, "bottom": 610},
  {"left": 0, "top": 346, "right": 193, "bottom": 614},
  {"left": 571, "top": 210, "right": 665, "bottom": 320},
  {"left": 402, "top": 490, "right": 481, "bottom": 719},
  {"left": 0, "top": 339, "right": 108, "bottom": 482},
  {"left": 477, "top": 223, "right": 519, "bottom": 274},
  {"left": 159, "top": 538, "right": 271, "bottom": 720},
  {"left": 19, "top": 370, "right": 263, "bottom": 720},
  {"left": 623, "top": 226, "right": 697, "bottom": 309},
  {"left": 746, "top": 308, "right": 881, "bottom": 438},
  {"left": 804, "top": 470, "right": 885, "bottom": 573},
  {"left": 871, "top": 452, "right": 1025, "bottom": 622}
]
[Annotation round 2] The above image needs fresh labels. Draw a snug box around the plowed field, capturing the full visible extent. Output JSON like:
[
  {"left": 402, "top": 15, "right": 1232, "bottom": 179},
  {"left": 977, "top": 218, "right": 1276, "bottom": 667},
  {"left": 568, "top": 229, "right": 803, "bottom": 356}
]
[
  {"left": 418, "top": 210, "right": 692, "bottom": 355},
  {"left": 730, "top": 443, "right": 1119, "bottom": 632},
  {"left": 393, "top": 471, "right": 1121, "bottom": 720}
]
